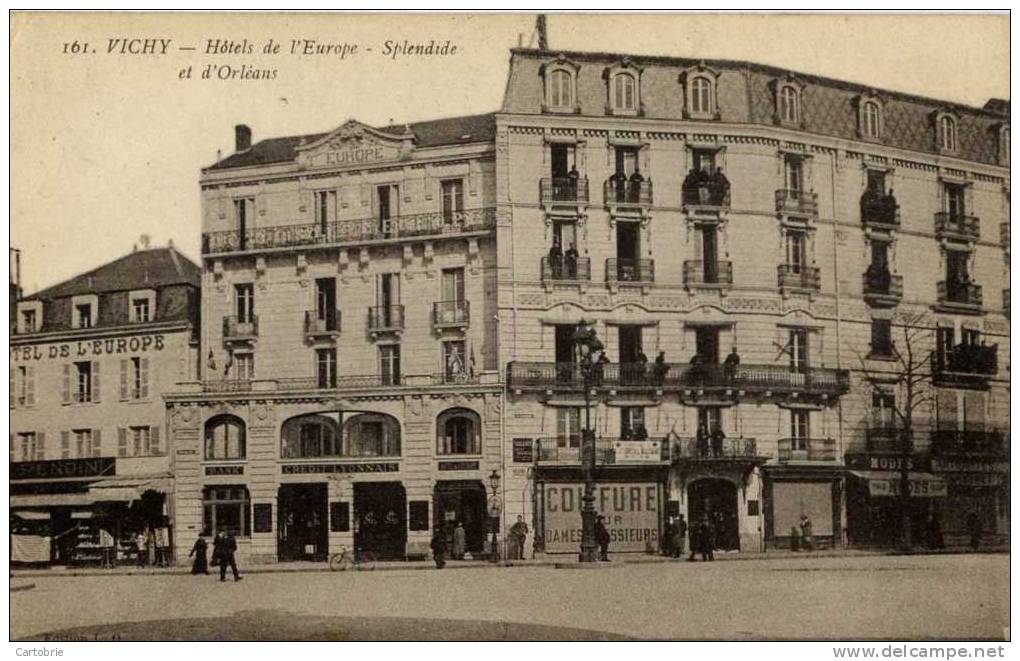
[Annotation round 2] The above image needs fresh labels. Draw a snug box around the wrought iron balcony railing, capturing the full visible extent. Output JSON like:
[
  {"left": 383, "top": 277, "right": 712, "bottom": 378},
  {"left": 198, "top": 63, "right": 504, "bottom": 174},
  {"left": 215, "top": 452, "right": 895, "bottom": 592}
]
[
  {"left": 930, "top": 430, "right": 1006, "bottom": 457},
  {"left": 541, "top": 255, "right": 591, "bottom": 282},
  {"left": 933, "top": 343, "right": 998, "bottom": 376},
  {"left": 777, "top": 437, "right": 837, "bottom": 462},
  {"left": 534, "top": 437, "right": 670, "bottom": 465},
  {"left": 1001, "top": 222, "right": 1010, "bottom": 253},
  {"left": 367, "top": 305, "right": 405, "bottom": 332},
  {"left": 681, "top": 180, "right": 731, "bottom": 211},
  {"left": 304, "top": 309, "right": 341, "bottom": 336},
  {"left": 201, "top": 207, "right": 496, "bottom": 255},
  {"left": 775, "top": 188, "right": 818, "bottom": 215},
  {"left": 506, "top": 361, "right": 850, "bottom": 397},
  {"left": 432, "top": 300, "right": 470, "bottom": 328},
  {"left": 778, "top": 264, "right": 821, "bottom": 291},
  {"left": 540, "top": 177, "right": 590, "bottom": 205},
  {"left": 860, "top": 191, "right": 900, "bottom": 228},
  {"left": 606, "top": 258, "right": 655, "bottom": 283},
  {"left": 934, "top": 212, "right": 980, "bottom": 242},
  {"left": 862, "top": 271, "right": 904, "bottom": 304},
  {"left": 672, "top": 436, "right": 760, "bottom": 461},
  {"left": 683, "top": 260, "right": 733, "bottom": 286},
  {"left": 222, "top": 315, "right": 258, "bottom": 340},
  {"left": 937, "top": 280, "right": 982, "bottom": 308},
  {"left": 603, "top": 178, "right": 653, "bottom": 207}
]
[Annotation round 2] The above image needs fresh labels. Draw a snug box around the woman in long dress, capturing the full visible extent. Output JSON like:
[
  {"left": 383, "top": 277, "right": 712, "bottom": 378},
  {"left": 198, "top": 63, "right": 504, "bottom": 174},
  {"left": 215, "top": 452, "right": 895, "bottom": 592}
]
[
  {"left": 189, "top": 536, "right": 209, "bottom": 574},
  {"left": 452, "top": 522, "right": 467, "bottom": 560}
]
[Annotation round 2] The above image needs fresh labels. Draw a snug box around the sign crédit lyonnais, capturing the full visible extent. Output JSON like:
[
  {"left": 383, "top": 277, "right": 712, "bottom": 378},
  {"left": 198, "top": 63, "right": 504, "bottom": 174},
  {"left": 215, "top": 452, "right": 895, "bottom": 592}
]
[
  {"left": 10, "top": 334, "right": 166, "bottom": 362},
  {"left": 543, "top": 483, "right": 660, "bottom": 553}
]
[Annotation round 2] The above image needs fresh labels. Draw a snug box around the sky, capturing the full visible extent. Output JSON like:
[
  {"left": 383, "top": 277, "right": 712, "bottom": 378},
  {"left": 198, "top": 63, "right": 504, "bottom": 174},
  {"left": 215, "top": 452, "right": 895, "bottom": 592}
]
[{"left": 9, "top": 12, "right": 1009, "bottom": 295}]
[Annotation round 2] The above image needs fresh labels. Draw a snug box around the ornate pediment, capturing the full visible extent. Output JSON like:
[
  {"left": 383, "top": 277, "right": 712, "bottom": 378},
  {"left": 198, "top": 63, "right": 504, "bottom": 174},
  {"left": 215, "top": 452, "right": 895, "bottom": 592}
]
[{"left": 295, "top": 119, "right": 415, "bottom": 170}]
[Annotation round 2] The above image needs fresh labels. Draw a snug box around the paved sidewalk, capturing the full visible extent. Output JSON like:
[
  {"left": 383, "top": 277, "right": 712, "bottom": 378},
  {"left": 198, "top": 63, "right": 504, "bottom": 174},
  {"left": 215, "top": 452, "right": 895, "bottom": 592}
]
[{"left": 10, "top": 544, "right": 1006, "bottom": 579}]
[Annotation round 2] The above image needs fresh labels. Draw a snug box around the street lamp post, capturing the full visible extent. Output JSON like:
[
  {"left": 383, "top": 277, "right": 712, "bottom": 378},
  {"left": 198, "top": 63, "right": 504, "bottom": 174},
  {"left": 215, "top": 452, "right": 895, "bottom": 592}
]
[
  {"left": 572, "top": 320, "right": 604, "bottom": 563},
  {"left": 488, "top": 469, "right": 501, "bottom": 563}
]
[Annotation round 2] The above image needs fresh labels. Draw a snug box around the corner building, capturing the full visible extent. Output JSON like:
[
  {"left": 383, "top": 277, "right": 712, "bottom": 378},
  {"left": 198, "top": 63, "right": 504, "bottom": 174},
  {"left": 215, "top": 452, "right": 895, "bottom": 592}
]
[
  {"left": 168, "top": 117, "right": 501, "bottom": 563},
  {"left": 496, "top": 49, "right": 1009, "bottom": 554},
  {"left": 10, "top": 247, "right": 200, "bottom": 564}
]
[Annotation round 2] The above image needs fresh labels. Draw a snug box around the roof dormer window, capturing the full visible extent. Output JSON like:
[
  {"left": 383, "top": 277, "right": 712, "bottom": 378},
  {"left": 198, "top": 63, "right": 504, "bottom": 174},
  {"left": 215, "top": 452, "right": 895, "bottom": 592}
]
[
  {"left": 541, "top": 56, "right": 580, "bottom": 114},
  {"left": 855, "top": 94, "right": 884, "bottom": 142},
  {"left": 933, "top": 109, "right": 960, "bottom": 154},
  {"left": 71, "top": 294, "right": 99, "bottom": 330},
  {"left": 604, "top": 59, "right": 642, "bottom": 116},
  {"left": 679, "top": 63, "right": 721, "bottom": 121}
]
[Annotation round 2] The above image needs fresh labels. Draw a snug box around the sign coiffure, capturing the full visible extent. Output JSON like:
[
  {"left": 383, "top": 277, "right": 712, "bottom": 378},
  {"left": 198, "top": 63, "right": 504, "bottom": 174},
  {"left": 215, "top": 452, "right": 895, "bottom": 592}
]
[{"left": 543, "top": 483, "right": 660, "bottom": 553}]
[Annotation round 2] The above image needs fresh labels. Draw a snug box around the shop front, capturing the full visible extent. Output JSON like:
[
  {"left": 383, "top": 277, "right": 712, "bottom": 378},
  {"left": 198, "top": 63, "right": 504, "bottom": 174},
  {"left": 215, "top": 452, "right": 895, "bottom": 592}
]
[
  {"left": 353, "top": 481, "right": 407, "bottom": 560},
  {"left": 10, "top": 458, "right": 173, "bottom": 566},
  {"left": 762, "top": 468, "right": 843, "bottom": 550},
  {"left": 434, "top": 480, "right": 488, "bottom": 557},
  {"left": 845, "top": 453, "right": 947, "bottom": 548},
  {"left": 930, "top": 456, "right": 1010, "bottom": 542},
  {"left": 278, "top": 483, "right": 328, "bottom": 561}
]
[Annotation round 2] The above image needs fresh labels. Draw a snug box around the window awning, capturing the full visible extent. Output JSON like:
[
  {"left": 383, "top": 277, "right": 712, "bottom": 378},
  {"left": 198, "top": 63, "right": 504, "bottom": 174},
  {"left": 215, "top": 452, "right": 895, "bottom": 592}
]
[
  {"left": 12, "top": 510, "right": 50, "bottom": 520},
  {"left": 88, "top": 476, "right": 172, "bottom": 502},
  {"left": 848, "top": 470, "right": 947, "bottom": 498},
  {"left": 10, "top": 493, "right": 97, "bottom": 508}
]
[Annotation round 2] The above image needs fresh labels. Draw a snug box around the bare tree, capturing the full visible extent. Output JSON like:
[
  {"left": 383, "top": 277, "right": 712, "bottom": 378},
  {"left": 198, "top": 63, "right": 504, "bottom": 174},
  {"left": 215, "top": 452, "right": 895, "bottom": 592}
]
[{"left": 853, "top": 308, "right": 936, "bottom": 550}]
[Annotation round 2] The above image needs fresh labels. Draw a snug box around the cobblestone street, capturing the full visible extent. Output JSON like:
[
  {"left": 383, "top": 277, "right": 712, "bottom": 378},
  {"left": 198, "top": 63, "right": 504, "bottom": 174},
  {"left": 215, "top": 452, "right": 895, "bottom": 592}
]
[{"left": 11, "top": 553, "right": 1009, "bottom": 641}]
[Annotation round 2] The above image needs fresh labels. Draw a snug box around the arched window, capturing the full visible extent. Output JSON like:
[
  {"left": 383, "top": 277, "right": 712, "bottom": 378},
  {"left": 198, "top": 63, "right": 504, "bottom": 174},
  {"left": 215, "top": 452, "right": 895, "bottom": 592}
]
[
  {"left": 613, "top": 73, "right": 636, "bottom": 111},
  {"left": 281, "top": 414, "right": 341, "bottom": 459},
  {"left": 436, "top": 408, "right": 481, "bottom": 455},
  {"left": 204, "top": 415, "right": 245, "bottom": 460},
  {"left": 780, "top": 86, "right": 800, "bottom": 124},
  {"left": 940, "top": 115, "right": 958, "bottom": 152},
  {"left": 548, "top": 69, "right": 573, "bottom": 109},
  {"left": 863, "top": 101, "right": 881, "bottom": 138},
  {"left": 341, "top": 413, "right": 401, "bottom": 457},
  {"left": 691, "top": 77, "right": 712, "bottom": 115}
]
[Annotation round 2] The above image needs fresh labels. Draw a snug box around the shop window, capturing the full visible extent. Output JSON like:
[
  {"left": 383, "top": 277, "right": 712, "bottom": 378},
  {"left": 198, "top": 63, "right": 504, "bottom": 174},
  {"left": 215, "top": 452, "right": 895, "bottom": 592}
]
[
  {"left": 281, "top": 414, "right": 341, "bottom": 459},
  {"left": 342, "top": 413, "right": 401, "bottom": 457},
  {"left": 436, "top": 407, "right": 481, "bottom": 455},
  {"left": 204, "top": 415, "right": 246, "bottom": 460},
  {"left": 202, "top": 485, "right": 251, "bottom": 537}
]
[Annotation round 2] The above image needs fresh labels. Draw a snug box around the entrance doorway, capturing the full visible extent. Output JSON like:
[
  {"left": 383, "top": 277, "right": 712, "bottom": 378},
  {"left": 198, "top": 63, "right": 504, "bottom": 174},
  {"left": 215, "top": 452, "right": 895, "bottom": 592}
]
[
  {"left": 278, "top": 483, "right": 328, "bottom": 562},
  {"left": 434, "top": 481, "right": 488, "bottom": 557},
  {"left": 354, "top": 482, "right": 407, "bottom": 560},
  {"left": 688, "top": 478, "right": 740, "bottom": 551}
]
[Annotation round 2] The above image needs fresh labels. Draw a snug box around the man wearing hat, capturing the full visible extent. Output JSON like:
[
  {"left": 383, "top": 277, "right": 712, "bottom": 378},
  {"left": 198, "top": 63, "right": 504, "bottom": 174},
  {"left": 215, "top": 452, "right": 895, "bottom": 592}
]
[{"left": 595, "top": 514, "right": 611, "bottom": 561}]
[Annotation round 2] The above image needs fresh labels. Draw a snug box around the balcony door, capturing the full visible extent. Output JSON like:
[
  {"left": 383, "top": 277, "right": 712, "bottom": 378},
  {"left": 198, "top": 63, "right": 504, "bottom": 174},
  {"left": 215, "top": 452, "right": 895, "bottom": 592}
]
[
  {"left": 316, "top": 278, "right": 337, "bottom": 329},
  {"left": 695, "top": 327, "right": 720, "bottom": 365},
  {"left": 235, "top": 284, "right": 254, "bottom": 323},
  {"left": 618, "top": 325, "right": 643, "bottom": 364},
  {"left": 614, "top": 146, "right": 639, "bottom": 177},
  {"left": 871, "top": 392, "right": 896, "bottom": 429},
  {"left": 377, "top": 184, "right": 399, "bottom": 236},
  {"left": 945, "top": 183, "right": 966, "bottom": 217},
  {"left": 946, "top": 250, "right": 969, "bottom": 284},
  {"left": 700, "top": 226, "right": 719, "bottom": 283},
  {"left": 233, "top": 197, "right": 254, "bottom": 251},
  {"left": 441, "top": 179, "right": 464, "bottom": 224},
  {"left": 553, "top": 219, "right": 577, "bottom": 255},
  {"left": 784, "top": 157, "right": 804, "bottom": 192},
  {"left": 697, "top": 407, "right": 722, "bottom": 437},
  {"left": 788, "top": 328, "right": 808, "bottom": 373},
  {"left": 790, "top": 410, "right": 809, "bottom": 452},
  {"left": 554, "top": 325, "right": 575, "bottom": 364},
  {"left": 440, "top": 268, "right": 465, "bottom": 324},
  {"left": 550, "top": 143, "right": 571, "bottom": 178},
  {"left": 556, "top": 407, "right": 581, "bottom": 450},
  {"left": 785, "top": 231, "right": 807, "bottom": 274},
  {"left": 616, "top": 221, "right": 640, "bottom": 279}
]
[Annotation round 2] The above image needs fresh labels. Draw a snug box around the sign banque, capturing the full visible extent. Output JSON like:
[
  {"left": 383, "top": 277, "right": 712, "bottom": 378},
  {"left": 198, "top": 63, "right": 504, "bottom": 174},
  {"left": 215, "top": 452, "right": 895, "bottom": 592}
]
[
  {"left": 543, "top": 482, "right": 660, "bottom": 553},
  {"left": 10, "top": 334, "right": 165, "bottom": 362}
]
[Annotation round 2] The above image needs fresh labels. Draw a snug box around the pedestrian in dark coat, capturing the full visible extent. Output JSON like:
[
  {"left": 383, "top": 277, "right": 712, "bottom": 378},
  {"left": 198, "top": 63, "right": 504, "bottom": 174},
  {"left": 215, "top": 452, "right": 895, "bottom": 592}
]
[
  {"left": 687, "top": 516, "right": 701, "bottom": 561},
  {"left": 671, "top": 515, "right": 687, "bottom": 558},
  {"left": 188, "top": 536, "right": 209, "bottom": 575},
  {"left": 595, "top": 515, "right": 611, "bottom": 561},
  {"left": 214, "top": 531, "right": 242, "bottom": 582},
  {"left": 430, "top": 529, "right": 447, "bottom": 568},
  {"left": 698, "top": 516, "right": 715, "bottom": 561}
]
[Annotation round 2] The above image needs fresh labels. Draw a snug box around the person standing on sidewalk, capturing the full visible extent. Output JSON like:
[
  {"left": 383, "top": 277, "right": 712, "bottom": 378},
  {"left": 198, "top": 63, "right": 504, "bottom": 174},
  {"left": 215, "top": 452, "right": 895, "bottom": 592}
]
[
  {"left": 188, "top": 535, "right": 209, "bottom": 575},
  {"left": 452, "top": 522, "right": 467, "bottom": 560},
  {"left": 431, "top": 529, "right": 447, "bottom": 569},
  {"left": 214, "top": 530, "right": 242, "bottom": 582},
  {"left": 800, "top": 515, "right": 814, "bottom": 552},
  {"left": 672, "top": 514, "right": 688, "bottom": 559},
  {"left": 697, "top": 516, "right": 715, "bottom": 561},
  {"left": 509, "top": 515, "right": 529, "bottom": 560},
  {"left": 595, "top": 515, "right": 611, "bottom": 561}
]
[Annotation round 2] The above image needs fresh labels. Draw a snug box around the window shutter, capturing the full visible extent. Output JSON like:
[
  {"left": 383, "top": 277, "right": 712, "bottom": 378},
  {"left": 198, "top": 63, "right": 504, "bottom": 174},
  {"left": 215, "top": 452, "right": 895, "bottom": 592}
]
[
  {"left": 9, "top": 434, "right": 13, "bottom": 463},
  {"left": 140, "top": 358, "right": 150, "bottom": 399},
  {"left": 92, "top": 429, "right": 102, "bottom": 457},
  {"left": 62, "top": 365, "right": 71, "bottom": 404},
  {"left": 9, "top": 368, "right": 14, "bottom": 408},
  {"left": 25, "top": 366, "right": 34, "bottom": 406},
  {"left": 61, "top": 431, "right": 70, "bottom": 459},
  {"left": 120, "top": 359, "right": 129, "bottom": 400},
  {"left": 91, "top": 361, "right": 101, "bottom": 402},
  {"left": 118, "top": 427, "right": 128, "bottom": 458},
  {"left": 36, "top": 432, "right": 45, "bottom": 460},
  {"left": 151, "top": 426, "right": 161, "bottom": 455}
]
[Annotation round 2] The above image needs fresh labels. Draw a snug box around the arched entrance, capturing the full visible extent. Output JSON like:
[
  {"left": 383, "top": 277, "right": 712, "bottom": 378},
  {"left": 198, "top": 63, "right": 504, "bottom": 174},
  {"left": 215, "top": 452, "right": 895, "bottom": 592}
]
[{"left": 688, "top": 478, "right": 740, "bottom": 551}]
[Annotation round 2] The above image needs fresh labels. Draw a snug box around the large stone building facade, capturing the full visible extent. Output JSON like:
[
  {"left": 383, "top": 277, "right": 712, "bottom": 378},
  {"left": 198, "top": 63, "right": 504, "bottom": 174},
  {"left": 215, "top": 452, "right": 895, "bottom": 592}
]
[
  {"left": 166, "top": 117, "right": 502, "bottom": 564},
  {"left": 10, "top": 247, "right": 200, "bottom": 564},
  {"left": 495, "top": 49, "right": 1010, "bottom": 555}
]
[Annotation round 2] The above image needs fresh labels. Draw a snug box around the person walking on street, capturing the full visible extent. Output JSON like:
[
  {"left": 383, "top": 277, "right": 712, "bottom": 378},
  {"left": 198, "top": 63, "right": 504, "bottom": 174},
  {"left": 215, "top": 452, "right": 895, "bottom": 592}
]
[
  {"left": 595, "top": 514, "right": 611, "bottom": 561},
  {"left": 699, "top": 516, "right": 716, "bottom": 561},
  {"left": 452, "top": 522, "right": 467, "bottom": 560},
  {"left": 687, "top": 516, "right": 701, "bottom": 561},
  {"left": 510, "top": 515, "right": 529, "bottom": 560},
  {"left": 966, "top": 511, "right": 981, "bottom": 550},
  {"left": 800, "top": 515, "right": 814, "bottom": 552},
  {"left": 188, "top": 535, "right": 209, "bottom": 575},
  {"left": 214, "top": 530, "right": 242, "bottom": 582},
  {"left": 431, "top": 529, "right": 447, "bottom": 569},
  {"left": 672, "top": 514, "right": 687, "bottom": 559}
]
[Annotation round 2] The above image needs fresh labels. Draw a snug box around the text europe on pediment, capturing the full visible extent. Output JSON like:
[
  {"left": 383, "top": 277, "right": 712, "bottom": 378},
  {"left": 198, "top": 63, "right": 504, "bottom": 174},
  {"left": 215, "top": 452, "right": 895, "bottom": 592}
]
[{"left": 297, "top": 120, "right": 414, "bottom": 169}]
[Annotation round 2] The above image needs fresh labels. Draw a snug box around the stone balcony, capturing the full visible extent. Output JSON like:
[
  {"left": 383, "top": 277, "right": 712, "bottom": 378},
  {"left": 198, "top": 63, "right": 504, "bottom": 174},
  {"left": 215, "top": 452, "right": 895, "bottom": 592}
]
[
  {"left": 367, "top": 305, "right": 405, "bottom": 337},
  {"left": 432, "top": 300, "right": 470, "bottom": 331},
  {"left": 534, "top": 437, "right": 670, "bottom": 466},
  {"left": 936, "top": 280, "right": 983, "bottom": 313},
  {"left": 778, "top": 264, "right": 821, "bottom": 295},
  {"left": 222, "top": 315, "right": 258, "bottom": 344},
  {"left": 541, "top": 255, "right": 591, "bottom": 283},
  {"left": 776, "top": 437, "right": 838, "bottom": 463},
  {"left": 603, "top": 178, "right": 653, "bottom": 214},
  {"left": 606, "top": 258, "right": 655, "bottom": 284},
  {"left": 860, "top": 192, "right": 900, "bottom": 230},
  {"left": 681, "top": 181, "right": 731, "bottom": 217},
  {"left": 931, "top": 342, "right": 998, "bottom": 389},
  {"left": 683, "top": 260, "right": 733, "bottom": 290},
  {"left": 540, "top": 176, "right": 589, "bottom": 207},
  {"left": 862, "top": 272, "right": 903, "bottom": 307},
  {"left": 934, "top": 212, "right": 980, "bottom": 243},
  {"left": 304, "top": 309, "right": 341, "bottom": 341},
  {"left": 775, "top": 189, "right": 818, "bottom": 216}
]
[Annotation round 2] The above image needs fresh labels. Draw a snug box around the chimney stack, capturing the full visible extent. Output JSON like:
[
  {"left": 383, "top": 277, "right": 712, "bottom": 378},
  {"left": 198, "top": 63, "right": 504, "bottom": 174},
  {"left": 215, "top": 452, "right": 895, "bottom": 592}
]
[
  {"left": 235, "top": 124, "right": 252, "bottom": 152},
  {"left": 537, "top": 14, "right": 548, "bottom": 50}
]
